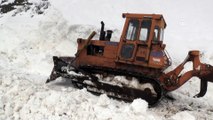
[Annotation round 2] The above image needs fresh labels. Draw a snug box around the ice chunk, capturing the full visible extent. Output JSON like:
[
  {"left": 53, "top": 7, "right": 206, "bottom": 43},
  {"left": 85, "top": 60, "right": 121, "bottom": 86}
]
[
  {"left": 130, "top": 99, "right": 148, "bottom": 114},
  {"left": 97, "top": 94, "right": 111, "bottom": 107}
]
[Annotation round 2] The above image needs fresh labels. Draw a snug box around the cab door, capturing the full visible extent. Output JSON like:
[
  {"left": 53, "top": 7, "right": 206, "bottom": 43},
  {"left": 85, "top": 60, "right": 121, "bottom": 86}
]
[
  {"left": 117, "top": 19, "right": 139, "bottom": 62},
  {"left": 117, "top": 18, "right": 152, "bottom": 64}
]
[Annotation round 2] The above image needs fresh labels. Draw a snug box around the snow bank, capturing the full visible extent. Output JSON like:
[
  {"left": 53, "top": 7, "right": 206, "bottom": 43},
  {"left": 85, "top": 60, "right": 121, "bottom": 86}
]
[
  {"left": 0, "top": 74, "right": 158, "bottom": 120},
  {"left": 1, "top": 7, "right": 94, "bottom": 76}
]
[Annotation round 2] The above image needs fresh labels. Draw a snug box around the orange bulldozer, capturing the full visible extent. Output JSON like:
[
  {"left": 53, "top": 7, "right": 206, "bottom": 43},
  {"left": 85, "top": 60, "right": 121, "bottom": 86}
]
[{"left": 47, "top": 13, "right": 213, "bottom": 105}]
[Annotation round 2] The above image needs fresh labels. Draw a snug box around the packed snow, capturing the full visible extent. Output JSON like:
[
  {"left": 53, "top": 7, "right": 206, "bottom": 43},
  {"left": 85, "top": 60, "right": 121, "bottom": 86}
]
[{"left": 1, "top": 0, "right": 213, "bottom": 119}]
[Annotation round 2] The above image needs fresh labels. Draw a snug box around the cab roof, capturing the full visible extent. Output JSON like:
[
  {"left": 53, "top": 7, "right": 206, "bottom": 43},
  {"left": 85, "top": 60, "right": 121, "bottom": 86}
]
[{"left": 122, "top": 13, "right": 167, "bottom": 28}]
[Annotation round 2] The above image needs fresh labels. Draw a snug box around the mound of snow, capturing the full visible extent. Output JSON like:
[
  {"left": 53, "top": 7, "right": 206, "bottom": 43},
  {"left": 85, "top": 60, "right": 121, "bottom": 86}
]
[{"left": 171, "top": 111, "right": 195, "bottom": 120}]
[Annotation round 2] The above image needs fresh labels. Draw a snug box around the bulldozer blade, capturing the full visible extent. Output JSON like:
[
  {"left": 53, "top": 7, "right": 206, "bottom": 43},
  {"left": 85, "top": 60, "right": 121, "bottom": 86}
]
[
  {"left": 46, "top": 56, "right": 75, "bottom": 83},
  {"left": 46, "top": 68, "right": 61, "bottom": 83}
]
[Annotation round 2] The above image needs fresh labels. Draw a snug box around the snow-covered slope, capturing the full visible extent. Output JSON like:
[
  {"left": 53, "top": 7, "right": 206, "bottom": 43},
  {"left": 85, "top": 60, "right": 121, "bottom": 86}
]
[{"left": 0, "top": 0, "right": 213, "bottom": 119}]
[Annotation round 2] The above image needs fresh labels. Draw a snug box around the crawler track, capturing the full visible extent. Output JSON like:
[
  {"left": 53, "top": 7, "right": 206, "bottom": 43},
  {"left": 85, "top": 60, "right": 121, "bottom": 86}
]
[{"left": 47, "top": 56, "right": 163, "bottom": 105}]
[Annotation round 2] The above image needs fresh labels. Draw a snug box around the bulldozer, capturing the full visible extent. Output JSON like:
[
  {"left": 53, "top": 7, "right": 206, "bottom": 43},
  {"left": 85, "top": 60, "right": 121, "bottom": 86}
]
[{"left": 47, "top": 13, "right": 213, "bottom": 105}]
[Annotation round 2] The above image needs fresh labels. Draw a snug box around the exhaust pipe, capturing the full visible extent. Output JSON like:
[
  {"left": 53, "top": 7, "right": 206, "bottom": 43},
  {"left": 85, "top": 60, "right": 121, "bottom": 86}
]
[
  {"left": 105, "top": 30, "right": 113, "bottom": 41},
  {"left": 99, "top": 21, "right": 105, "bottom": 40}
]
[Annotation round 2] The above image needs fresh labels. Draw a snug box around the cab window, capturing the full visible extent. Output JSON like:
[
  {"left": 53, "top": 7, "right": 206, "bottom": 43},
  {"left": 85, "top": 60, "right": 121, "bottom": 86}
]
[
  {"left": 160, "top": 28, "right": 164, "bottom": 41},
  {"left": 139, "top": 19, "right": 152, "bottom": 41},
  {"left": 126, "top": 19, "right": 139, "bottom": 40},
  {"left": 153, "top": 26, "right": 160, "bottom": 43}
]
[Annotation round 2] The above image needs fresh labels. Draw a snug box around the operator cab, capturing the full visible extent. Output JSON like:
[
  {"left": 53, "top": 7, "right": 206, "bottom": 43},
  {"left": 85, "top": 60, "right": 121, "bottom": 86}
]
[
  {"left": 117, "top": 13, "right": 171, "bottom": 70},
  {"left": 123, "top": 14, "right": 166, "bottom": 45}
]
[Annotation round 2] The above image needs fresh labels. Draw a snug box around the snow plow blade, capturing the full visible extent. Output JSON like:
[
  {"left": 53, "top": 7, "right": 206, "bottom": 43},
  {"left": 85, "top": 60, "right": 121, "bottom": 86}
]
[{"left": 46, "top": 56, "right": 75, "bottom": 83}]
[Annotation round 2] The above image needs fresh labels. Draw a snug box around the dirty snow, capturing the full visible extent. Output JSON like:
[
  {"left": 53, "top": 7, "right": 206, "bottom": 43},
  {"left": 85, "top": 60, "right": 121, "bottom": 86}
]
[
  {"left": 1, "top": 0, "right": 213, "bottom": 119},
  {"left": 171, "top": 111, "right": 195, "bottom": 120}
]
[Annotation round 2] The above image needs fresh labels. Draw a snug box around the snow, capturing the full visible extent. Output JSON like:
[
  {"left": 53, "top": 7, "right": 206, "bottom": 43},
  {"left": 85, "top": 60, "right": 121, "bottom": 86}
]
[
  {"left": 1, "top": 0, "right": 213, "bottom": 119},
  {"left": 96, "top": 75, "right": 157, "bottom": 95},
  {"left": 130, "top": 99, "right": 148, "bottom": 114},
  {"left": 171, "top": 111, "right": 195, "bottom": 120}
]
